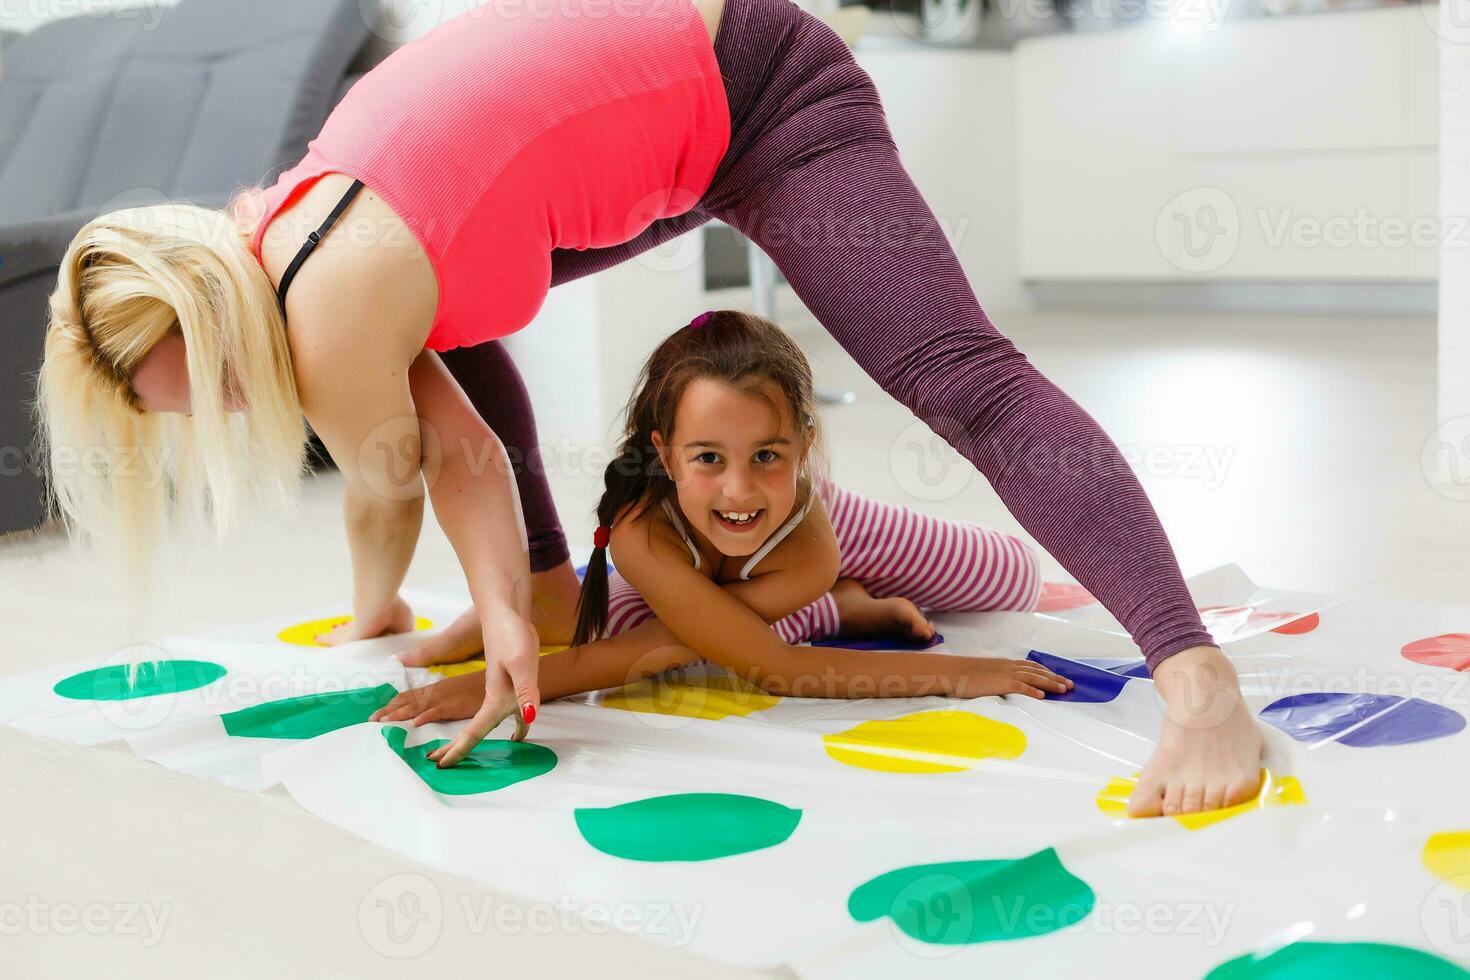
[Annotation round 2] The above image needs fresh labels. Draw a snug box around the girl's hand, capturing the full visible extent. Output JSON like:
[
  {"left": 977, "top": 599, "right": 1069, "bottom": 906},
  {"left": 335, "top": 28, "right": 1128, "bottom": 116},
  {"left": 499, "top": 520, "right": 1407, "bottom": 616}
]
[
  {"left": 426, "top": 613, "right": 541, "bottom": 768},
  {"left": 370, "top": 670, "right": 487, "bottom": 726},
  {"left": 957, "top": 657, "right": 1074, "bottom": 699},
  {"left": 316, "top": 594, "right": 417, "bottom": 645}
]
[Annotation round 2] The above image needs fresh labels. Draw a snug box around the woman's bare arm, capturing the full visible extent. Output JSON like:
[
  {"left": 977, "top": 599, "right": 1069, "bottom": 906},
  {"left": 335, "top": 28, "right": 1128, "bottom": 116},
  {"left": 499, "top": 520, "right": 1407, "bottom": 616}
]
[
  {"left": 292, "top": 292, "right": 541, "bottom": 761},
  {"left": 292, "top": 291, "right": 428, "bottom": 631}
]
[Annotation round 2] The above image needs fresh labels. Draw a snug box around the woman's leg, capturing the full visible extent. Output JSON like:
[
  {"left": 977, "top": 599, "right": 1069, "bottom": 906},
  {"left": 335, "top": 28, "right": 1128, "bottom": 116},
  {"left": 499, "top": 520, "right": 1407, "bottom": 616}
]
[
  {"left": 707, "top": 119, "right": 1212, "bottom": 673},
  {"left": 438, "top": 341, "right": 567, "bottom": 572},
  {"left": 818, "top": 478, "right": 1042, "bottom": 614},
  {"left": 706, "top": 24, "right": 1259, "bottom": 816}
]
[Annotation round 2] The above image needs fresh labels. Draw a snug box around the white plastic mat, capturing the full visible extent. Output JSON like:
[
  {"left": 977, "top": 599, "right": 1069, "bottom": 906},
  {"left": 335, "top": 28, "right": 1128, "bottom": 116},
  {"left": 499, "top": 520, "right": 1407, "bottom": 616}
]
[{"left": 4, "top": 567, "right": 1468, "bottom": 976}]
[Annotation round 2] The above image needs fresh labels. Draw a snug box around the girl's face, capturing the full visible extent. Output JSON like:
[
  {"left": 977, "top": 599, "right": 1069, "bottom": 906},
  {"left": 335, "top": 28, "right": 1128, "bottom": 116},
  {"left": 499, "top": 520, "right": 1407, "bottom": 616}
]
[{"left": 653, "top": 376, "right": 805, "bottom": 558}]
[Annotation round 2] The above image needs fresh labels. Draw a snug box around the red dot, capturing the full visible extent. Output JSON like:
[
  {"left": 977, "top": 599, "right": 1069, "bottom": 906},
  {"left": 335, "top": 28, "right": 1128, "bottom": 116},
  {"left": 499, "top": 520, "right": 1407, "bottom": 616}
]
[
  {"left": 1199, "top": 606, "right": 1319, "bottom": 640},
  {"left": 1402, "top": 633, "right": 1470, "bottom": 672},
  {"left": 1036, "top": 582, "right": 1096, "bottom": 612},
  {"left": 1270, "top": 612, "right": 1319, "bottom": 635}
]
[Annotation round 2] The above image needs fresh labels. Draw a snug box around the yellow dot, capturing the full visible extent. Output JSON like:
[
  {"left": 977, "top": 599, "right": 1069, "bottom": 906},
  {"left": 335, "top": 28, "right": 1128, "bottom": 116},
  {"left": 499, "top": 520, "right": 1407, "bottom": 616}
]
[
  {"left": 822, "top": 710, "right": 1027, "bottom": 774},
  {"left": 1424, "top": 831, "right": 1470, "bottom": 889},
  {"left": 598, "top": 671, "right": 780, "bottom": 720},
  {"left": 1095, "top": 768, "right": 1306, "bottom": 829},
  {"left": 426, "top": 644, "right": 570, "bottom": 677},
  {"left": 276, "top": 615, "right": 434, "bottom": 647}
]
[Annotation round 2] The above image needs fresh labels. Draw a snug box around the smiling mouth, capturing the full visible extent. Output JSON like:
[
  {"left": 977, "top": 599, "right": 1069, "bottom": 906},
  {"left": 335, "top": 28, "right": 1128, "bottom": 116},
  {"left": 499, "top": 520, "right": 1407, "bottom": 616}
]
[{"left": 713, "top": 508, "right": 764, "bottom": 532}]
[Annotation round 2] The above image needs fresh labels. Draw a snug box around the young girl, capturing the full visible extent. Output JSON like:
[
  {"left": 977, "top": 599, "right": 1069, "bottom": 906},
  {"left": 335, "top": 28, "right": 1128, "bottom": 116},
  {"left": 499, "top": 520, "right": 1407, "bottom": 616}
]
[{"left": 371, "top": 311, "right": 1074, "bottom": 745}]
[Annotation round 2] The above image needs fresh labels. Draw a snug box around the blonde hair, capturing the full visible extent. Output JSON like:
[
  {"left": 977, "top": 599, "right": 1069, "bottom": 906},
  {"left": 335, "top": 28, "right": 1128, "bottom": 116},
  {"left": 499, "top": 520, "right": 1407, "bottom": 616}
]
[{"left": 34, "top": 192, "right": 310, "bottom": 600}]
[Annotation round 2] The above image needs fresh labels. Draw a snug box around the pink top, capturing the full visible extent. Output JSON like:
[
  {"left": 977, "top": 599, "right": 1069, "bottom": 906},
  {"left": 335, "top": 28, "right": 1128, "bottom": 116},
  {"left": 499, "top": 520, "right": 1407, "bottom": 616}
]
[{"left": 241, "top": 0, "right": 730, "bottom": 351}]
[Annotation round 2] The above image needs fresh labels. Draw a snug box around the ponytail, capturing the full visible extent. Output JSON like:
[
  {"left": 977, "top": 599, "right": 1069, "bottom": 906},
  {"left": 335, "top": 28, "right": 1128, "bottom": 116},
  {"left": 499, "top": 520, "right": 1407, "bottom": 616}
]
[{"left": 572, "top": 441, "right": 663, "bottom": 646}]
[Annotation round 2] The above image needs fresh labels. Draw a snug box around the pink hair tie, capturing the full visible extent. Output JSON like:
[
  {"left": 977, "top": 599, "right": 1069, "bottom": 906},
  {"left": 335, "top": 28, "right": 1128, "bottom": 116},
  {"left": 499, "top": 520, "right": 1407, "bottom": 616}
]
[{"left": 689, "top": 310, "right": 715, "bottom": 329}]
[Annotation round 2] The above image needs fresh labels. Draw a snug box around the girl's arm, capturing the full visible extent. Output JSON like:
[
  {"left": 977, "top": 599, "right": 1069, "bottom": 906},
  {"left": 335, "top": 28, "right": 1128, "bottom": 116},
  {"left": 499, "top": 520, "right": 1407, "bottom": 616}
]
[
  {"left": 609, "top": 518, "right": 1064, "bottom": 699},
  {"left": 373, "top": 608, "right": 1072, "bottom": 725},
  {"left": 716, "top": 491, "right": 842, "bottom": 624}
]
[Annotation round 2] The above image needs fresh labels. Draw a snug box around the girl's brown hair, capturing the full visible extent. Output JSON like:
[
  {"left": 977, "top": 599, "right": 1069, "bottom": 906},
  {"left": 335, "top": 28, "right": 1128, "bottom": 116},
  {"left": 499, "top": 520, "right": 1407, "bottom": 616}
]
[{"left": 572, "top": 310, "right": 825, "bottom": 646}]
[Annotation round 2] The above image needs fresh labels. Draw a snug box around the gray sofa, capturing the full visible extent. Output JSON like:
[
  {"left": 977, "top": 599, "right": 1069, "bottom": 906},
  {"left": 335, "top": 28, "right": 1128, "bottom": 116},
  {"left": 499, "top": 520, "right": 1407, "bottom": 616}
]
[{"left": 0, "top": 0, "right": 372, "bottom": 535}]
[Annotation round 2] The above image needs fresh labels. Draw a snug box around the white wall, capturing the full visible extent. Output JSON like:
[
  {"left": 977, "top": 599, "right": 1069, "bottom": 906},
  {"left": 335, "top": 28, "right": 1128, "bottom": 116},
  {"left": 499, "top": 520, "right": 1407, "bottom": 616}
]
[{"left": 1438, "top": 0, "right": 1470, "bottom": 462}]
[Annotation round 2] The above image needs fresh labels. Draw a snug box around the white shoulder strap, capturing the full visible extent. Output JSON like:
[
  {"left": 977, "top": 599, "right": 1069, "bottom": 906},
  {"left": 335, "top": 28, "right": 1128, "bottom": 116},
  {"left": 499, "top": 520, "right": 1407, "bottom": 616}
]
[
  {"left": 739, "top": 492, "right": 816, "bottom": 581},
  {"left": 660, "top": 497, "right": 701, "bottom": 571}
]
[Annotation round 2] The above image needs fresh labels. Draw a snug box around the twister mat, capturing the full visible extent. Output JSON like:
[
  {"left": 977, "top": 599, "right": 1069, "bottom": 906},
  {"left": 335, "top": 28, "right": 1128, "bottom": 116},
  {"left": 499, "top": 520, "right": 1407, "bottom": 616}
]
[{"left": 3, "top": 567, "right": 1468, "bottom": 976}]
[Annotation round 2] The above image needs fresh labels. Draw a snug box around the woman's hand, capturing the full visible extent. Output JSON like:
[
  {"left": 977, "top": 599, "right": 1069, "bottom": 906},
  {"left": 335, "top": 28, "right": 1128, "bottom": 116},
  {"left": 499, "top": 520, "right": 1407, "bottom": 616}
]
[
  {"left": 425, "top": 612, "right": 542, "bottom": 767},
  {"left": 953, "top": 657, "right": 1074, "bottom": 699},
  {"left": 370, "top": 670, "right": 486, "bottom": 726},
  {"left": 317, "top": 594, "right": 417, "bottom": 645}
]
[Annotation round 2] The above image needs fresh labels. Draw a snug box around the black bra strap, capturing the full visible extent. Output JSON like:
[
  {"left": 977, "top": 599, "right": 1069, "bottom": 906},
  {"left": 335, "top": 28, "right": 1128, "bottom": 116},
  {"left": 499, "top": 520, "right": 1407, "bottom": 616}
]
[{"left": 275, "top": 178, "right": 365, "bottom": 315}]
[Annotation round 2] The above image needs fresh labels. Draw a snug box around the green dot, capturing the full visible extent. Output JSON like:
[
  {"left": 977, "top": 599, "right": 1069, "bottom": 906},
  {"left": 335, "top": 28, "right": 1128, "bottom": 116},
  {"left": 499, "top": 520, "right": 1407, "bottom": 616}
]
[
  {"left": 848, "top": 847, "right": 1095, "bottom": 945},
  {"left": 52, "top": 660, "right": 227, "bottom": 702},
  {"left": 575, "top": 793, "right": 801, "bottom": 862},
  {"left": 222, "top": 684, "right": 399, "bottom": 739},
  {"left": 1206, "top": 941, "right": 1470, "bottom": 979},
  {"left": 380, "top": 725, "right": 556, "bottom": 795}
]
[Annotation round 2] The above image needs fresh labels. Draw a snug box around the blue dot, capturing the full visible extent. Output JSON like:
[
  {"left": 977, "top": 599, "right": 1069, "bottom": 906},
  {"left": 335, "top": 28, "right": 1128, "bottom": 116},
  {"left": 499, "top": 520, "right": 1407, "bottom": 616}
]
[
  {"left": 1080, "top": 658, "right": 1151, "bottom": 679},
  {"left": 1026, "top": 651, "right": 1131, "bottom": 703},
  {"left": 1261, "top": 692, "right": 1465, "bottom": 748}
]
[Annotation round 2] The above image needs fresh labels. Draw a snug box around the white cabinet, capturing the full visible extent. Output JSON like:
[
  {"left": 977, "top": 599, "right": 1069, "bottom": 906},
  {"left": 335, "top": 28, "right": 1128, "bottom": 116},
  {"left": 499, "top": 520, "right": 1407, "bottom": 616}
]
[
  {"left": 1015, "top": 27, "right": 1177, "bottom": 279},
  {"left": 1017, "top": 6, "right": 1440, "bottom": 283},
  {"left": 1174, "top": 10, "right": 1414, "bottom": 154}
]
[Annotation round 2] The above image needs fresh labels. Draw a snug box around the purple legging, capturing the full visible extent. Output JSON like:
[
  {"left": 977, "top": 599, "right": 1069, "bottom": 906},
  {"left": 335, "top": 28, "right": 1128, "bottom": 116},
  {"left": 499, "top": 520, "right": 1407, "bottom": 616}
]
[{"left": 441, "top": 0, "right": 1215, "bottom": 671}]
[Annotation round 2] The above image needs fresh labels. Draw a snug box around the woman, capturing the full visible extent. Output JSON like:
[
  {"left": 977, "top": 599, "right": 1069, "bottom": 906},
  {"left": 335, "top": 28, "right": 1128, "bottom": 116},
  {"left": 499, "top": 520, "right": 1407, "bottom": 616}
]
[{"left": 38, "top": 0, "right": 1262, "bottom": 815}]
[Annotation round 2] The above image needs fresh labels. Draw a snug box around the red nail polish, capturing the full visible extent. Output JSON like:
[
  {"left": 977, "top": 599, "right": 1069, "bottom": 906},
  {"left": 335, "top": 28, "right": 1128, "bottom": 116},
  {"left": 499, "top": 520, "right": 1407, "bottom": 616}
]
[{"left": 522, "top": 702, "right": 537, "bottom": 724}]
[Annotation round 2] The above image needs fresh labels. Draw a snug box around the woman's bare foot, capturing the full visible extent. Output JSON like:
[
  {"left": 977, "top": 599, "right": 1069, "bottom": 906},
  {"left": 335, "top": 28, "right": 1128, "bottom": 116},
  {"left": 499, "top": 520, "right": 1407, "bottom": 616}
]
[
  {"left": 394, "top": 560, "right": 584, "bottom": 667},
  {"left": 318, "top": 595, "right": 416, "bottom": 646},
  {"left": 396, "top": 605, "right": 482, "bottom": 667},
  {"left": 1127, "top": 645, "right": 1266, "bottom": 817},
  {"left": 830, "top": 578, "right": 936, "bottom": 642}
]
